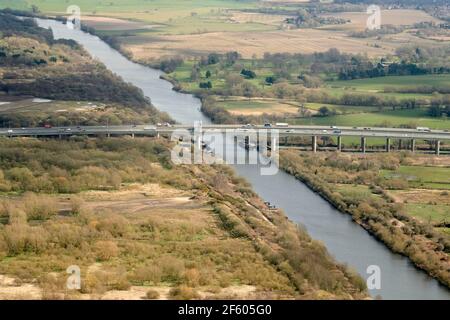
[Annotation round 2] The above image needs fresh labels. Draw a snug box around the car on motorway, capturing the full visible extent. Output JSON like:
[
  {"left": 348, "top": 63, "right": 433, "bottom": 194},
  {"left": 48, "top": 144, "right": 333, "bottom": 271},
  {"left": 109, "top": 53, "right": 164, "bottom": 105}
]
[
  {"left": 333, "top": 130, "right": 342, "bottom": 134},
  {"left": 264, "top": 123, "right": 272, "bottom": 128},
  {"left": 275, "top": 123, "right": 289, "bottom": 128},
  {"left": 7, "top": 129, "right": 13, "bottom": 133},
  {"left": 417, "top": 127, "right": 431, "bottom": 132},
  {"left": 44, "top": 124, "right": 52, "bottom": 129}
]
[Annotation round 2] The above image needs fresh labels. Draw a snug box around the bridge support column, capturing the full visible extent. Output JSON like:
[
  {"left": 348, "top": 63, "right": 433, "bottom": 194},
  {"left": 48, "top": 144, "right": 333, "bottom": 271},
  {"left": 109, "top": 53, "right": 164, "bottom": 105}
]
[
  {"left": 312, "top": 136, "right": 317, "bottom": 153},
  {"left": 436, "top": 140, "right": 441, "bottom": 156},
  {"left": 398, "top": 139, "right": 402, "bottom": 150},
  {"left": 107, "top": 133, "right": 111, "bottom": 138},
  {"left": 411, "top": 139, "right": 416, "bottom": 153},
  {"left": 131, "top": 133, "right": 135, "bottom": 139},
  {"left": 361, "top": 137, "right": 366, "bottom": 153},
  {"left": 337, "top": 136, "right": 342, "bottom": 152},
  {"left": 386, "top": 138, "right": 391, "bottom": 152}
]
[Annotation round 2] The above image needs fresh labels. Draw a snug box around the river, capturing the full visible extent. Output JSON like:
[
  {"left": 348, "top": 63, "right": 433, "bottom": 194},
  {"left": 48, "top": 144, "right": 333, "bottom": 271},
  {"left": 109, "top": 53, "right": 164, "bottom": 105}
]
[{"left": 35, "top": 18, "right": 450, "bottom": 300}]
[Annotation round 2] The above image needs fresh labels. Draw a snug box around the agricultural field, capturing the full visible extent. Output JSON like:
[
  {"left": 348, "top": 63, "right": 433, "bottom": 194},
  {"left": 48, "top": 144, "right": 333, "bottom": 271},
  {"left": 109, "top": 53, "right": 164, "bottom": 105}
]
[
  {"left": 3, "top": 1, "right": 445, "bottom": 61},
  {"left": 216, "top": 99, "right": 300, "bottom": 116},
  {"left": 291, "top": 108, "right": 450, "bottom": 130},
  {"left": 327, "top": 74, "right": 450, "bottom": 95},
  {"left": 321, "top": 9, "right": 443, "bottom": 31}
]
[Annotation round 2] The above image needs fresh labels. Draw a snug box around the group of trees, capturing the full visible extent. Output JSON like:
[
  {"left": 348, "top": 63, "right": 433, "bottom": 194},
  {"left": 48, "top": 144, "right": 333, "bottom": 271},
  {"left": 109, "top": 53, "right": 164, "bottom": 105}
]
[{"left": 285, "top": 8, "right": 347, "bottom": 28}]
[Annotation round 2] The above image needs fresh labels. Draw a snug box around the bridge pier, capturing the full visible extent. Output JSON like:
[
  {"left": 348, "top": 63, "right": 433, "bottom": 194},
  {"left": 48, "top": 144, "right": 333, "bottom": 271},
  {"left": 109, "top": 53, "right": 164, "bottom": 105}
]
[
  {"left": 131, "top": 133, "right": 135, "bottom": 139},
  {"left": 411, "top": 139, "right": 416, "bottom": 153},
  {"left": 436, "top": 140, "right": 441, "bottom": 156},
  {"left": 398, "top": 139, "right": 403, "bottom": 150},
  {"left": 386, "top": 138, "right": 391, "bottom": 153},
  {"left": 337, "top": 136, "right": 342, "bottom": 152},
  {"left": 312, "top": 135, "right": 317, "bottom": 153},
  {"left": 361, "top": 137, "right": 366, "bottom": 153}
]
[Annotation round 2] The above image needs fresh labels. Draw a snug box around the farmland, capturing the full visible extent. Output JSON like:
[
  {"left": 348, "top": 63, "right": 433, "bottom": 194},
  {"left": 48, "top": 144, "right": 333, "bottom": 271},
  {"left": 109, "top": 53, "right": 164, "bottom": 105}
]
[
  {"left": 2, "top": 1, "right": 445, "bottom": 61},
  {"left": 291, "top": 109, "right": 449, "bottom": 130}
]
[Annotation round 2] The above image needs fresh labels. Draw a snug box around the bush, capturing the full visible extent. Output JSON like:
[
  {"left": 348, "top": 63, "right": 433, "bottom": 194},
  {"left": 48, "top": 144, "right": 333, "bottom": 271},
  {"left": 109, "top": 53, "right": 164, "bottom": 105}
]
[
  {"left": 70, "top": 196, "right": 84, "bottom": 216},
  {"left": 169, "top": 285, "right": 200, "bottom": 300},
  {"left": 94, "top": 241, "right": 119, "bottom": 261},
  {"left": 145, "top": 289, "right": 160, "bottom": 300},
  {"left": 23, "top": 192, "right": 58, "bottom": 220}
]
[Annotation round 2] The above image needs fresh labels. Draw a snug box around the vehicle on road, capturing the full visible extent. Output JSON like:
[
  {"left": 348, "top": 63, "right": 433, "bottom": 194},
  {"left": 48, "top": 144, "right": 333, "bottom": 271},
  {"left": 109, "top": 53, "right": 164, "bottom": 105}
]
[
  {"left": 417, "top": 127, "right": 431, "bottom": 132},
  {"left": 276, "top": 123, "right": 289, "bottom": 128}
]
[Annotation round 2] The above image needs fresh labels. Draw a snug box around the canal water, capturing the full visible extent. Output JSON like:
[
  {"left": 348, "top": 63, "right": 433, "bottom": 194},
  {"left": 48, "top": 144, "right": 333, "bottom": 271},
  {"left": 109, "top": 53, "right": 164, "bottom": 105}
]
[{"left": 35, "top": 18, "right": 450, "bottom": 300}]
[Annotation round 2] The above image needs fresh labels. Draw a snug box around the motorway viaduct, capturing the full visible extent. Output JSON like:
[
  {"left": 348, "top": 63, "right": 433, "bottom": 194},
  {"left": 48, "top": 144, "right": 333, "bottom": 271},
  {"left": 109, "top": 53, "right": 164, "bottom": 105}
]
[{"left": 1, "top": 124, "right": 449, "bottom": 155}]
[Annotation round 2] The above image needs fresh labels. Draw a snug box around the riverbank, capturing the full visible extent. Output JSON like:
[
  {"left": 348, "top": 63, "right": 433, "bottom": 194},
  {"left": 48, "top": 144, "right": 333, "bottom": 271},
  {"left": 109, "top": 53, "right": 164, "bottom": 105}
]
[{"left": 279, "top": 151, "right": 450, "bottom": 289}]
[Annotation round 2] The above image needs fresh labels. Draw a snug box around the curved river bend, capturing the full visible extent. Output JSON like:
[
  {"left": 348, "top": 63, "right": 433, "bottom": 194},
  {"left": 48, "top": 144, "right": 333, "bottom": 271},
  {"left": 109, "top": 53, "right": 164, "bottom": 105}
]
[{"left": 35, "top": 18, "right": 450, "bottom": 300}]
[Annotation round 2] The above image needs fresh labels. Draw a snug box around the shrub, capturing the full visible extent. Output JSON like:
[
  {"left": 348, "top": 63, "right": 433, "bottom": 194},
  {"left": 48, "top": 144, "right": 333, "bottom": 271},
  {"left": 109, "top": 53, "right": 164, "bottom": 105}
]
[
  {"left": 131, "top": 264, "right": 162, "bottom": 284},
  {"left": 94, "top": 240, "right": 119, "bottom": 261},
  {"left": 96, "top": 214, "right": 130, "bottom": 237},
  {"left": 145, "top": 289, "right": 160, "bottom": 300},
  {"left": 169, "top": 285, "right": 200, "bottom": 300},
  {"left": 23, "top": 192, "right": 58, "bottom": 220},
  {"left": 70, "top": 196, "right": 84, "bottom": 216}
]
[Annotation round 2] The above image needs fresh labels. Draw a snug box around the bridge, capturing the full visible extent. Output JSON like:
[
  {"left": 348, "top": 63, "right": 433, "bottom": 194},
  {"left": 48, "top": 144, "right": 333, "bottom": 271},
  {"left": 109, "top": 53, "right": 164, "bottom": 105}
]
[{"left": 1, "top": 124, "right": 449, "bottom": 155}]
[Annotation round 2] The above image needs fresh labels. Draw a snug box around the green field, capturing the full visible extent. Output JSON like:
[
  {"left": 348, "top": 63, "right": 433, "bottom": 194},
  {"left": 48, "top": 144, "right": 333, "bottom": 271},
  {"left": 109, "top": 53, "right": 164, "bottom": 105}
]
[
  {"left": 291, "top": 108, "right": 450, "bottom": 130},
  {"left": 305, "top": 103, "right": 378, "bottom": 114},
  {"left": 330, "top": 74, "right": 450, "bottom": 91},
  {"left": 0, "top": 0, "right": 265, "bottom": 35},
  {"left": 405, "top": 204, "right": 450, "bottom": 224},
  {"left": 1, "top": 0, "right": 256, "bottom": 14},
  {"left": 382, "top": 166, "right": 450, "bottom": 189},
  {"left": 323, "top": 74, "right": 450, "bottom": 100}
]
